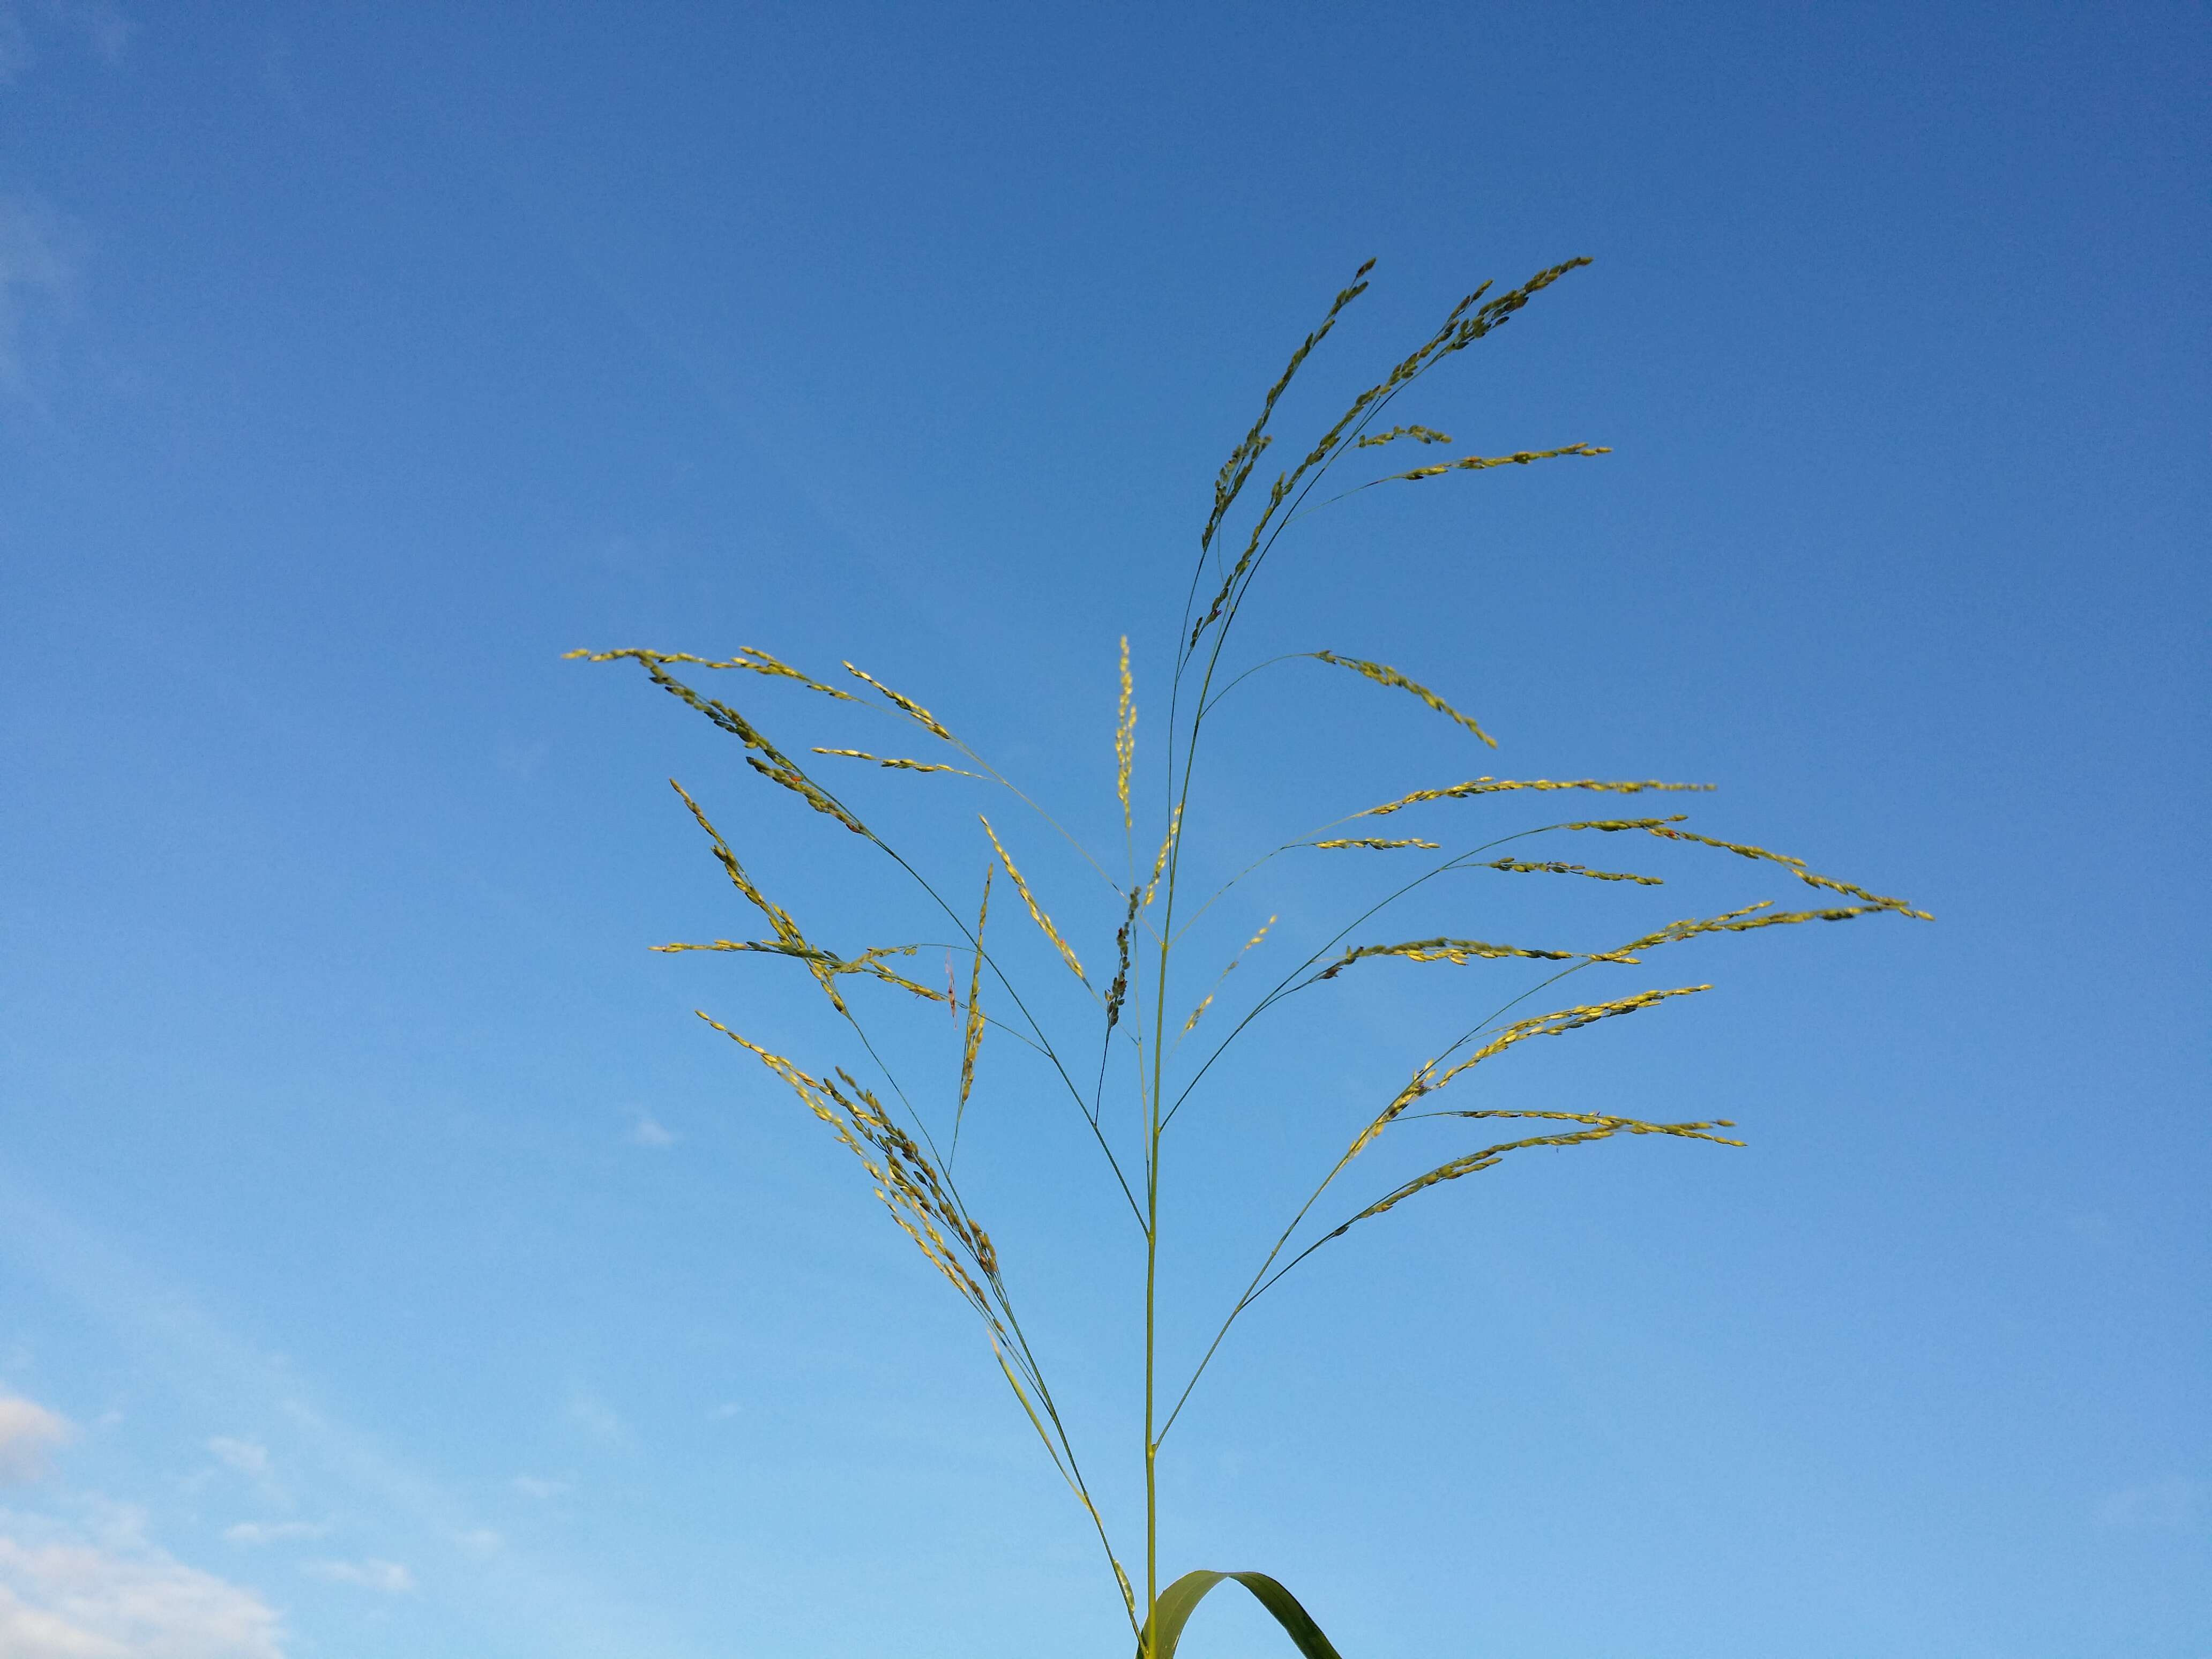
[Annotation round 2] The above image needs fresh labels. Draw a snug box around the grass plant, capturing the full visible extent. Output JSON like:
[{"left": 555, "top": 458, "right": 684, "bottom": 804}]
[{"left": 573, "top": 256, "right": 1929, "bottom": 1657}]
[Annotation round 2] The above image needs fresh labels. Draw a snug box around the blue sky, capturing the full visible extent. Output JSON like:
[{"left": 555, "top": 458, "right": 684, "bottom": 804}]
[{"left": 1, "top": 3, "right": 2205, "bottom": 1656}]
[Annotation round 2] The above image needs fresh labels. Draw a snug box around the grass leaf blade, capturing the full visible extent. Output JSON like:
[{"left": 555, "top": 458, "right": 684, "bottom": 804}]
[{"left": 1137, "top": 1570, "right": 1347, "bottom": 1659}]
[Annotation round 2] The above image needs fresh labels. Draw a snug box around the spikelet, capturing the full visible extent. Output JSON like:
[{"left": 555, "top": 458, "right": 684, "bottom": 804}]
[
  {"left": 652, "top": 937, "right": 837, "bottom": 962},
  {"left": 1314, "top": 837, "right": 1441, "bottom": 850},
  {"left": 1115, "top": 637, "right": 1136, "bottom": 831},
  {"left": 1354, "top": 424, "right": 1453, "bottom": 448},
  {"left": 1348, "top": 1071, "right": 1443, "bottom": 1162},
  {"left": 838, "top": 945, "right": 948, "bottom": 1002},
  {"left": 1104, "top": 887, "right": 1140, "bottom": 1033},
  {"left": 1427, "top": 987, "right": 1712, "bottom": 1095},
  {"left": 742, "top": 753, "right": 872, "bottom": 835},
  {"left": 1599, "top": 900, "right": 1905, "bottom": 962},
  {"left": 1567, "top": 819, "right": 1932, "bottom": 920},
  {"left": 725, "top": 645, "right": 863, "bottom": 701},
  {"left": 565, "top": 645, "right": 861, "bottom": 704},
  {"left": 1191, "top": 259, "right": 1593, "bottom": 651},
  {"left": 862, "top": 966, "right": 944, "bottom": 1000},
  {"left": 1463, "top": 984, "right": 1702, "bottom": 1060},
  {"left": 1379, "top": 442, "right": 1610, "bottom": 484},
  {"left": 1787, "top": 868, "right": 1930, "bottom": 918},
  {"left": 1564, "top": 814, "right": 1692, "bottom": 834},
  {"left": 1203, "top": 258, "right": 1376, "bottom": 555},
  {"left": 811, "top": 748, "right": 978, "bottom": 776},
  {"left": 742, "top": 1058, "right": 1002, "bottom": 1310},
  {"left": 669, "top": 780, "right": 849, "bottom": 1013},
  {"left": 696, "top": 1015, "right": 849, "bottom": 1138},
  {"left": 1649, "top": 832, "right": 1931, "bottom": 918},
  {"left": 1143, "top": 806, "right": 1182, "bottom": 908},
  {"left": 1588, "top": 902, "right": 1772, "bottom": 963},
  {"left": 1360, "top": 778, "right": 1713, "bottom": 818},
  {"left": 980, "top": 816, "right": 1088, "bottom": 983},
  {"left": 884, "top": 1203, "right": 992, "bottom": 1315},
  {"left": 1337, "top": 1112, "right": 1745, "bottom": 1232},
  {"left": 1435, "top": 1107, "right": 1740, "bottom": 1133},
  {"left": 1193, "top": 477, "right": 1282, "bottom": 646},
  {"left": 848, "top": 1073, "right": 1001, "bottom": 1279},
  {"left": 1348, "top": 1074, "right": 1430, "bottom": 1161},
  {"left": 1319, "top": 936, "right": 1583, "bottom": 980},
  {"left": 844, "top": 662, "right": 953, "bottom": 739},
  {"left": 1346, "top": 986, "right": 1710, "bottom": 1157},
  {"left": 1480, "top": 856, "right": 1664, "bottom": 885},
  {"left": 654, "top": 938, "right": 946, "bottom": 1004},
  {"left": 1181, "top": 916, "right": 1274, "bottom": 1037},
  {"left": 1433, "top": 257, "right": 1588, "bottom": 347},
  {"left": 958, "top": 866, "right": 992, "bottom": 1134},
  {"left": 1309, "top": 652, "right": 1497, "bottom": 748},
  {"left": 665, "top": 782, "right": 801, "bottom": 947},
  {"left": 578, "top": 654, "right": 871, "bottom": 836}
]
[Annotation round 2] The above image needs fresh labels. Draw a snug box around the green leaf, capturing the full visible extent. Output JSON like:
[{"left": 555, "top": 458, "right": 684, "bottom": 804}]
[{"left": 1137, "top": 1570, "right": 1346, "bottom": 1659}]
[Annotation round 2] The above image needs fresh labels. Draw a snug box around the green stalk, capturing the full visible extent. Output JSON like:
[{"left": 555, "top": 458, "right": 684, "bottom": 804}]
[
  {"left": 1145, "top": 560, "right": 1228, "bottom": 1653},
  {"left": 1144, "top": 891, "right": 1169, "bottom": 1655}
]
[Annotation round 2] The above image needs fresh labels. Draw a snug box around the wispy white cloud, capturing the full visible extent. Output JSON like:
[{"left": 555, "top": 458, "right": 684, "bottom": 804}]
[
  {"left": 706, "top": 1402, "right": 742, "bottom": 1422},
  {"left": 564, "top": 1393, "right": 631, "bottom": 1446},
  {"left": 0, "top": 1164, "right": 703, "bottom": 1658},
  {"left": 2095, "top": 1476, "right": 2201, "bottom": 1529},
  {"left": 69, "top": 1, "right": 131, "bottom": 65},
  {"left": 0, "top": 1397, "right": 72, "bottom": 1484},
  {"left": 627, "top": 1114, "right": 678, "bottom": 1149},
  {"left": 302, "top": 1556, "right": 413, "bottom": 1594},
  {"left": 0, "top": 10, "right": 27, "bottom": 83},
  {"left": 222, "top": 1520, "right": 327, "bottom": 1546},
  {"left": 496, "top": 738, "right": 550, "bottom": 781},
  {"left": 0, "top": 1505, "right": 285, "bottom": 1659},
  {"left": 206, "top": 1439, "right": 270, "bottom": 1479},
  {"left": 204, "top": 1437, "right": 288, "bottom": 1509},
  {"left": 0, "top": 1, "right": 128, "bottom": 79},
  {"left": 1, "top": 1401, "right": 282, "bottom": 1653},
  {"left": 0, "top": 5, "right": 112, "bottom": 394},
  {"left": 0, "top": 193, "right": 77, "bottom": 391}
]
